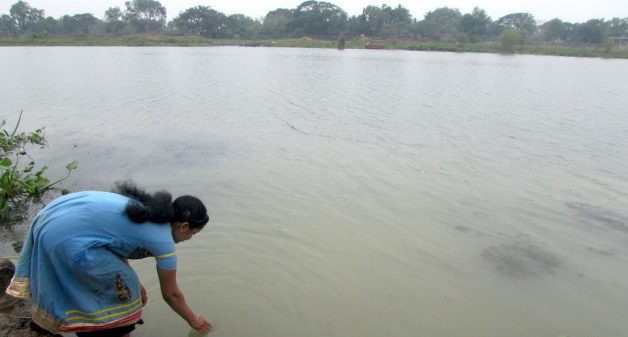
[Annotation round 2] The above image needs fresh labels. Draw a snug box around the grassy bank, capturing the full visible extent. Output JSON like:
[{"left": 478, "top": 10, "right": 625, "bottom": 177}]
[
  {"left": 0, "top": 35, "right": 216, "bottom": 46},
  {"left": 1, "top": 35, "right": 627, "bottom": 59}
]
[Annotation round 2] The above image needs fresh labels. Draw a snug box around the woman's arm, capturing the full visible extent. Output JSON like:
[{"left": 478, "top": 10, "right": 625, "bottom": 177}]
[{"left": 157, "top": 267, "right": 212, "bottom": 333}]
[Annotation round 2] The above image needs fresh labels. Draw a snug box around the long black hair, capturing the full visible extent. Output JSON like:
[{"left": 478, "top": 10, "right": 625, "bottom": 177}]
[{"left": 114, "top": 181, "right": 209, "bottom": 229}]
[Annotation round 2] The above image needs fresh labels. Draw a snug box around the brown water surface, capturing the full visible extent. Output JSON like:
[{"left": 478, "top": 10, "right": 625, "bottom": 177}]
[{"left": 1, "top": 47, "right": 627, "bottom": 337}]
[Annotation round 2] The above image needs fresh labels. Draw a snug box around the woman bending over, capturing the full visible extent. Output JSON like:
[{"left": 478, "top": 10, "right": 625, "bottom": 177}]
[{"left": 6, "top": 181, "right": 212, "bottom": 337}]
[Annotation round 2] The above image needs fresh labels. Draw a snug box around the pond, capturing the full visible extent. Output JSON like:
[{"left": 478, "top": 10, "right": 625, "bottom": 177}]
[{"left": 1, "top": 46, "right": 627, "bottom": 337}]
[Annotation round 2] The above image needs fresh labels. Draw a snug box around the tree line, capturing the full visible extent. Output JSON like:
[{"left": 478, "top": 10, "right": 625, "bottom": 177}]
[{"left": 1, "top": 0, "right": 627, "bottom": 45}]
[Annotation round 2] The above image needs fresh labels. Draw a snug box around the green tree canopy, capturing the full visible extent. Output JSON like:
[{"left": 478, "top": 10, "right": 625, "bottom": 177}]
[
  {"left": 171, "top": 6, "right": 226, "bottom": 38},
  {"left": 1, "top": 0, "right": 624, "bottom": 46},
  {"left": 459, "top": 7, "right": 492, "bottom": 41},
  {"left": 354, "top": 5, "right": 387, "bottom": 36},
  {"left": 288, "top": 1, "right": 347, "bottom": 38},
  {"left": 576, "top": 19, "right": 606, "bottom": 43},
  {"left": 58, "top": 13, "right": 99, "bottom": 35},
  {"left": 607, "top": 17, "right": 628, "bottom": 37},
  {"left": 105, "top": 7, "right": 126, "bottom": 34},
  {"left": 124, "top": 0, "right": 166, "bottom": 33},
  {"left": 262, "top": 8, "right": 293, "bottom": 38},
  {"left": 379, "top": 4, "right": 413, "bottom": 24},
  {"left": 225, "top": 14, "right": 261, "bottom": 39},
  {"left": 380, "top": 4, "right": 413, "bottom": 38},
  {"left": 495, "top": 13, "right": 536, "bottom": 36},
  {"left": 32, "top": 16, "right": 58, "bottom": 35},
  {"left": 353, "top": 4, "right": 412, "bottom": 37},
  {"left": 9, "top": 1, "right": 43, "bottom": 34},
  {"left": 418, "top": 7, "right": 461, "bottom": 40},
  {"left": 0, "top": 14, "right": 17, "bottom": 36},
  {"left": 540, "top": 18, "right": 574, "bottom": 42}
]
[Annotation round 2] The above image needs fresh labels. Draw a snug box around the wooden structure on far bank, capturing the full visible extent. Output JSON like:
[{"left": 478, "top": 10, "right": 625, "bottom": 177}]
[{"left": 365, "top": 40, "right": 385, "bottom": 49}]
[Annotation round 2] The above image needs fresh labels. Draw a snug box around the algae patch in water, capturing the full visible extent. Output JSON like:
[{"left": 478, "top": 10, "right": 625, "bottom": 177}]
[
  {"left": 566, "top": 202, "right": 628, "bottom": 233},
  {"left": 482, "top": 234, "right": 562, "bottom": 277}
]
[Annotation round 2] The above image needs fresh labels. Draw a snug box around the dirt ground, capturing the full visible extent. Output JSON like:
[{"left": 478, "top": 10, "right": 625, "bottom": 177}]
[
  {"left": 0, "top": 193, "right": 71, "bottom": 336},
  {"left": 0, "top": 258, "right": 45, "bottom": 337}
]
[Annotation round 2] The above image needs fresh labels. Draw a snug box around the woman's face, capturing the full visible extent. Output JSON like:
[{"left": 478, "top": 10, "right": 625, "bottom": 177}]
[{"left": 171, "top": 222, "right": 202, "bottom": 243}]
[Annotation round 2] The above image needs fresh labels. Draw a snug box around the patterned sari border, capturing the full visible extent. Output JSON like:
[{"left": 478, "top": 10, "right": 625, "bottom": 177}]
[
  {"left": 5, "top": 276, "right": 30, "bottom": 298},
  {"left": 61, "top": 311, "right": 142, "bottom": 332},
  {"left": 66, "top": 297, "right": 142, "bottom": 316},
  {"left": 32, "top": 303, "right": 63, "bottom": 333},
  {"left": 30, "top": 292, "right": 142, "bottom": 334},
  {"left": 65, "top": 299, "right": 142, "bottom": 322}
]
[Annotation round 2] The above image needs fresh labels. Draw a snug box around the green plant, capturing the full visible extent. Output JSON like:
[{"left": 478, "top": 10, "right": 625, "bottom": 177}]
[
  {"left": 0, "top": 111, "right": 78, "bottom": 223},
  {"left": 604, "top": 38, "right": 614, "bottom": 53},
  {"left": 457, "top": 32, "right": 469, "bottom": 49},
  {"left": 499, "top": 29, "right": 523, "bottom": 52}
]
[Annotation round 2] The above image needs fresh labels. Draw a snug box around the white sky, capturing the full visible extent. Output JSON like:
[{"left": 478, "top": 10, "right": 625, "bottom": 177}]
[{"left": 1, "top": 0, "right": 626, "bottom": 23}]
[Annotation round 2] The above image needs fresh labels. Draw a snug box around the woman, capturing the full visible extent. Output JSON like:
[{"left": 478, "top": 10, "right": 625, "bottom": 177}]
[{"left": 5, "top": 182, "right": 212, "bottom": 336}]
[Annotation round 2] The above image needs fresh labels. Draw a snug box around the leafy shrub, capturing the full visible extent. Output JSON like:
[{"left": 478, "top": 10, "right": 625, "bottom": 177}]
[
  {"left": 0, "top": 111, "right": 77, "bottom": 224},
  {"left": 499, "top": 29, "right": 523, "bottom": 52},
  {"left": 457, "top": 32, "right": 468, "bottom": 48}
]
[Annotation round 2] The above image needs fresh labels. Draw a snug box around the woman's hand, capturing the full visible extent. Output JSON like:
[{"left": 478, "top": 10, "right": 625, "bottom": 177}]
[
  {"left": 140, "top": 284, "right": 148, "bottom": 306},
  {"left": 157, "top": 268, "right": 212, "bottom": 333},
  {"left": 188, "top": 314, "right": 212, "bottom": 333}
]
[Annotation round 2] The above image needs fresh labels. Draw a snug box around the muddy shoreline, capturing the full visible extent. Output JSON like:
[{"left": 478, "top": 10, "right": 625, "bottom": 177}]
[
  {"left": 0, "top": 258, "right": 40, "bottom": 337},
  {"left": 0, "top": 193, "right": 61, "bottom": 337}
]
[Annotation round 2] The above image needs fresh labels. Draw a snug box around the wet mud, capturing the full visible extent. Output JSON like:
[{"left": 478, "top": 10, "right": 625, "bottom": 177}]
[{"left": 0, "top": 258, "right": 39, "bottom": 337}]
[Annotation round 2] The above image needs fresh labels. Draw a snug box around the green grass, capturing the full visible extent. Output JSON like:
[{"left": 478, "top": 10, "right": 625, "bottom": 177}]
[
  {"left": 1, "top": 35, "right": 627, "bottom": 59},
  {"left": 0, "top": 34, "right": 215, "bottom": 46}
]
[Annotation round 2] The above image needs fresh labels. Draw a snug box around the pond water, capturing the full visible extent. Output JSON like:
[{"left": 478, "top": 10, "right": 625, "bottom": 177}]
[{"left": 1, "top": 46, "right": 628, "bottom": 337}]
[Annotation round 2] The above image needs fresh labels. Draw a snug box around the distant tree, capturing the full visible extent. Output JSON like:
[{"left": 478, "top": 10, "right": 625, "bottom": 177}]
[
  {"left": 607, "top": 17, "right": 628, "bottom": 37},
  {"left": 458, "top": 7, "right": 492, "bottom": 41},
  {"left": 345, "top": 15, "right": 362, "bottom": 36},
  {"left": 105, "top": 7, "right": 123, "bottom": 22},
  {"left": 495, "top": 13, "right": 536, "bottom": 37},
  {"left": 288, "top": 1, "right": 347, "bottom": 38},
  {"left": 576, "top": 19, "right": 606, "bottom": 43},
  {"left": 124, "top": 0, "right": 166, "bottom": 33},
  {"left": 540, "top": 18, "right": 569, "bottom": 42},
  {"left": 225, "top": 14, "right": 261, "bottom": 39},
  {"left": 380, "top": 4, "right": 413, "bottom": 38},
  {"left": 105, "top": 7, "right": 126, "bottom": 35},
  {"left": 0, "top": 14, "right": 17, "bottom": 36},
  {"left": 171, "top": 6, "right": 227, "bottom": 38},
  {"left": 354, "top": 5, "right": 386, "bottom": 36},
  {"left": 499, "top": 29, "right": 523, "bottom": 51},
  {"left": 353, "top": 4, "right": 412, "bottom": 38},
  {"left": 57, "top": 15, "right": 73, "bottom": 35},
  {"left": 32, "top": 16, "right": 58, "bottom": 35},
  {"left": 387, "top": 4, "right": 412, "bottom": 24},
  {"left": 417, "top": 7, "right": 461, "bottom": 40},
  {"left": 262, "top": 8, "right": 293, "bottom": 38},
  {"left": 10, "top": 1, "right": 44, "bottom": 34},
  {"left": 58, "top": 13, "right": 99, "bottom": 35},
  {"left": 457, "top": 32, "right": 468, "bottom": 48}
]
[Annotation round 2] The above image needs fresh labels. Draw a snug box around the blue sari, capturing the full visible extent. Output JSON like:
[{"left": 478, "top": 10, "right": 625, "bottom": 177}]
[{"left": 6, "top": 191, "right": 177, "bottom": 334}]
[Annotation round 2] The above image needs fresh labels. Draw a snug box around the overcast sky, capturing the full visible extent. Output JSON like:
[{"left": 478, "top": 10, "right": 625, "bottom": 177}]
[{"left": 1, "top": 0, "right": 625, "bottom": 24}]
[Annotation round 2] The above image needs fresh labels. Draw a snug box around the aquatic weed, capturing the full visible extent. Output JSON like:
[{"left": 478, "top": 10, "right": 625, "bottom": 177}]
[{"left": 0, "top": 111, "right": 77, "bottom": 225}]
